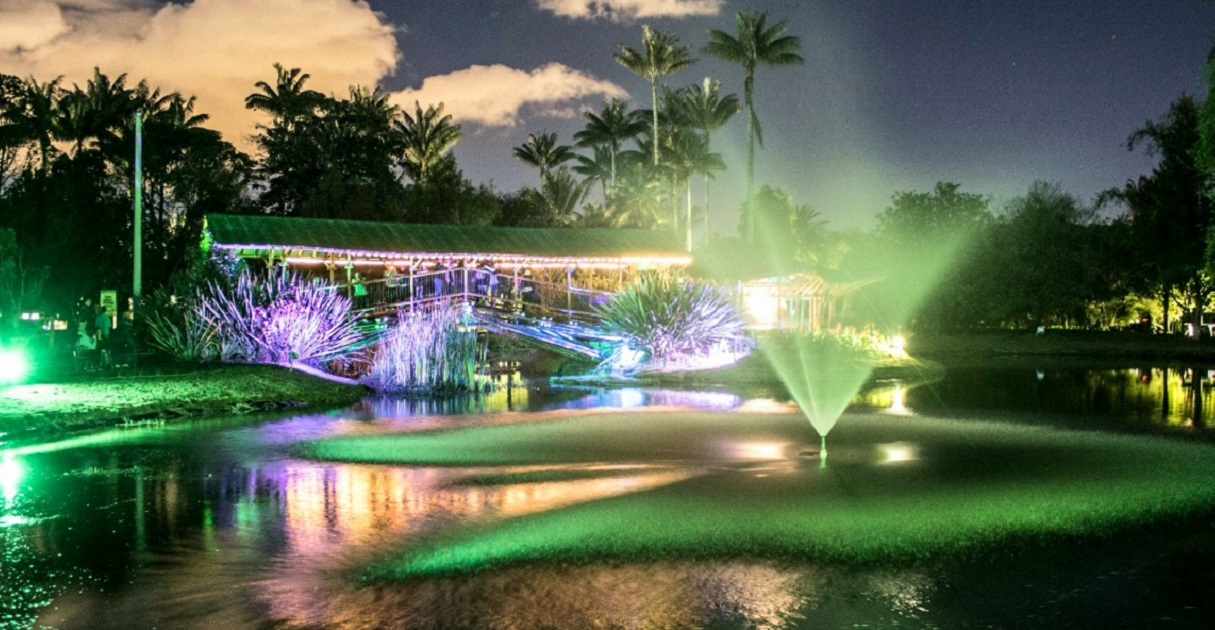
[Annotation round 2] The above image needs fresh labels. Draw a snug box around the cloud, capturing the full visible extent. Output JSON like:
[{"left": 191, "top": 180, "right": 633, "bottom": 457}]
[
  {"left": 0, "top": 2, "right": 72, "bottom": 52},
  {"left": 0, "top": 0, "right": 398, "bottom": 148},
  {"left": 392, "top": 63, "right": 627, "bottom": 128},
  {"left": 535, "top": 0, "right": 723, "bottom": 21}
]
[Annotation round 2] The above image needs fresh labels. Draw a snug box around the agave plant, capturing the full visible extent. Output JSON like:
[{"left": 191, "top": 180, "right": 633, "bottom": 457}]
[
  {"left": 199, "top": 267, "right": 367, "bottom": 366},
  {"left": 594, "top": 275, "right": 746, "bottom": 366}
]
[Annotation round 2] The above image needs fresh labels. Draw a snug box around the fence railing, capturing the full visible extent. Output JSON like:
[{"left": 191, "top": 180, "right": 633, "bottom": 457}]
[{"left": 335, "top": 269, "right": 615, "bottom": 322}]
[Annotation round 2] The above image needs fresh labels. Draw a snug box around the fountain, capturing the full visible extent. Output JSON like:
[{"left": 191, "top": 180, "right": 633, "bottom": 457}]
[{"left": 758, "top": 331, "right": 877, "bottom": 466}]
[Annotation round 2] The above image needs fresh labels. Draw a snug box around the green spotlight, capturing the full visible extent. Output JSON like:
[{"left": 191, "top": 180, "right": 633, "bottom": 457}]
[{"left": 0, "top": 349, "right": 29, "bottom": 384}]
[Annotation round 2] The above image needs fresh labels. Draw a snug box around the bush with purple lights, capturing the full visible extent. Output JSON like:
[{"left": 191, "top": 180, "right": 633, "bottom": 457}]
[
  {"left": 144, "top": 268, "right": 490, "bottom": 393},
  {"left": 145, "top": 267, "right": 366, "bottom": 365},
  {"left": 593, "top": 276, "right": 748, "bottom": 370},
  {"left": 301, "top": 410, "right": 1215, "bottom": 578}
]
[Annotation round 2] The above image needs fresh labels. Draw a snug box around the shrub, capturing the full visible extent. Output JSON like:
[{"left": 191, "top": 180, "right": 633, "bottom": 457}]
[
  {"left": 200, "top": 267, "right": 367, "bottom": 365},
  {"left": 144, "top": 265, "right": 367, "bottom": 367},
  {"left": 594, "top": 276, "right": 747, "bottom": 366}
]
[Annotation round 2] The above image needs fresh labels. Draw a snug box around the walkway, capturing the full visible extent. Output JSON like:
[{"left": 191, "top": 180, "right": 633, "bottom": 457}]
[{"left": 337, "top": 269, "right": 623, "bottom": 359}]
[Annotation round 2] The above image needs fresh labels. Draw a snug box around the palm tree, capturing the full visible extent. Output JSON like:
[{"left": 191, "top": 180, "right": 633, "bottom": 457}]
[
  {"left": 670, "top": 78, "right": 738, "bottom": 242},
  {"left": 541, "top": 167, "right": 590, "bottom": 224},
  {"left": 610, "top": 158, "right": 665, "bottom": 229},
  {"left": 573, "top": 99, "right": 647, "bottom": 192},
  {"left": 67, "top": 68, "right": 138, "bottom": 155},
  {"left": 13, "top": 76, "right": 63, "bottom": 176},
  {"left": 244, "top": 64, "right": 324, "bottom": 130},
  {"left": 572, "top": 145, "right": 615, "bottom": 200},
  {"left": 663, "top": 125, "right": 724, "bottom": 251},
  {"left": 614, "top": 25, "right": 696, "bottom": 167},
  {"left": 573, "top": 202, "right": 619, "bottom": 228},
  {"left": 513, "top": 131, "right": 575, "bottom": 185},
  {"left": 704, "top": 9, "right": 803, "bottom": 242},
  {"left": 395, "top": 101, "right": 461, "bottom": 189}
]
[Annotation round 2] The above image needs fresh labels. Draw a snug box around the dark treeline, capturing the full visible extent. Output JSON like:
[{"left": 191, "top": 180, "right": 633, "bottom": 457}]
[{"left": 2, "top": 14, "right": 1214, "bottom": 337}]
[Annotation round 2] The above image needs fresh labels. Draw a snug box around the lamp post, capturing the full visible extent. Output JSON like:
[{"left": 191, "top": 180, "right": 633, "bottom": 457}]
[{"left": 133, "top": 111, "right": 143, "bottom": 309}]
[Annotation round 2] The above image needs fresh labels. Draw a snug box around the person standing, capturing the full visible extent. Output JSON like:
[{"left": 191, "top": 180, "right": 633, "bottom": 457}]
[{"left": 94, "top": 304, "right": 112, "bottom": 368}]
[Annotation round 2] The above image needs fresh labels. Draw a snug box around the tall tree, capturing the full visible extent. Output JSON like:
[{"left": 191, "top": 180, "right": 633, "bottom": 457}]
[
  {"left": 668, "top": 78, "right": 738, "bottom": 242},
  {"left": 995, "top": 182, "right": 1099, "bottom": 327},
  {"left": 704, "top": 10, "right": 804, "bottom": 243},
  {"left": 615, "top": 25, "right": 696, "bottom": 167},
  {"left": 867, "top": 182, "right": 992, "bottom": 330},
  {"left": 573, "top": 99, "right": 647, "bottom": 194},
  {"left": 396, "top": 101, "right": 461, "bottom": 191},
  {"left": 244, "top": 63, "right": 324, "bottom": 131},
  {"left": 1109, "top": 96, "right": 1213, "bottom": 336},
  {"left": 662, "top": 124, "right": 724, "bottom": 251},
  {"left": 540, "top": 167, "right": 590, "bottom": 224},
  {"left": 572, "top": 145, "right": 615, "bottom": 199},
  {"left": 59, "top": 68, "right": 138, "bottom": 156},
  {"left": 245, "top": 65, "right": 327, "bottom": 214},
  {"left": 513, "top": 131, "right": 575, "bottom": 185},
  {"left": 11, "top": 76, "right": 63, "bottom": 176}
]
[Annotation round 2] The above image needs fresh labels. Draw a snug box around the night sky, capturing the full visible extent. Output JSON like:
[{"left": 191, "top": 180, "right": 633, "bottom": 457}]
[{"left": 1, "top": 0, "right": 1212, "bottom": 230}]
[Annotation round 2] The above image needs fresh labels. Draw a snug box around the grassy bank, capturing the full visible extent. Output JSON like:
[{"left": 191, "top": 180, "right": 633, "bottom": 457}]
[
  {"left": 300, "top": 410, "right": 1215, "bottom": 578},
  {"left": 910, "top": 330, "right": 1215, "bottom": 363},
  {"left": 0, "top": 364, "right": 368, "bottom": 442}
]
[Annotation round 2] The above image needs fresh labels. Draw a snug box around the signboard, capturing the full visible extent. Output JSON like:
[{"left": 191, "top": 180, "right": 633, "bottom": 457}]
[
  {"left": 99, "top": 290, "right": 118, "bottom": 323},
  {"left": 97, "top": 290, "right": 118, "bottom": 332}
]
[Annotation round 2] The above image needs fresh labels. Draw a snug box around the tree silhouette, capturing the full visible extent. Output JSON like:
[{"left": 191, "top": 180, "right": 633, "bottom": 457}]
[
  {"left": 615, "top": 25, "right": 696, "bottom": 167},
  {"left": 704, "top": 10, "right": 803, "bottom": 242}
]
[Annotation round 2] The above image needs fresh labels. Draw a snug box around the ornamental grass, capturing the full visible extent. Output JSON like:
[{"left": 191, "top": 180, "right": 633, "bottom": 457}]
[{"left": 361, "top": 304, "right": 488, "bottom": 394}]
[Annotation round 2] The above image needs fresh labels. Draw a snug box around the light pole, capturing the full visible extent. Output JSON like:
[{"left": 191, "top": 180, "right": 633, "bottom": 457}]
[{"left": 133, "top": 111, "right": 143, "bottom": 309}]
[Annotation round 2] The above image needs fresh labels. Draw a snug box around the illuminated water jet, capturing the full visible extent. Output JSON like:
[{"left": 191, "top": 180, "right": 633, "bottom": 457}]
[{"left": 758, "top": 331, "right": 878, "bottom": 465}]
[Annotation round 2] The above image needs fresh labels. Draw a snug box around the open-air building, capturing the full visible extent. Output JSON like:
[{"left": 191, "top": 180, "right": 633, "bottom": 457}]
[
  {"left": 203, "top": 214, "right": 855, "bottom": 332},
  {"left": 204, "top": 214, "right": 692, "bottom": 318}
]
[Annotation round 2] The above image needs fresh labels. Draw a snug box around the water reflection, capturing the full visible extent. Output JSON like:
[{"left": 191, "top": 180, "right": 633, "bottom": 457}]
[
  {"left": 865, "top": 366, "right": 1215, "bottom": 434},
  {"left": 263, "top": 560, "right": 822, "bottom": 630},
  {"left": 5, "top": 367, "right": 1215, "bottom": 628}
]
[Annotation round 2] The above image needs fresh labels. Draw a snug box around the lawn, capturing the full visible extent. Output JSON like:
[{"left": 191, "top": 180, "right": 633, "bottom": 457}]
[
  {"left": 0, "top": 364, "right": 367, "bottom": 440},
  {"left": 301, "top": 409, "right": 1215, "bottom": 579}
]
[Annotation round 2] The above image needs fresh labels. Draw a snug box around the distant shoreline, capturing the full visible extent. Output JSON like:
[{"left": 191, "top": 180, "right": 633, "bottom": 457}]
[{"left": 909, "top": 330, "right": 1215, "bottom": 364}]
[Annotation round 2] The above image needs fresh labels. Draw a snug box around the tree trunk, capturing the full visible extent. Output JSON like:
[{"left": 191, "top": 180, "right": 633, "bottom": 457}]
[
  {"left": 1162, "top": 283, "right": 1171, "bottom": 334},
  {"left": 685, "top": 177, "right": 693, "bottom": 252}
]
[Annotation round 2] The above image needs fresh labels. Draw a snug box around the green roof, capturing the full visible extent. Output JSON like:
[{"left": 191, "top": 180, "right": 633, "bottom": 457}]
[{"left": 205, "top": 214, "right": 689, "bottom": 261}]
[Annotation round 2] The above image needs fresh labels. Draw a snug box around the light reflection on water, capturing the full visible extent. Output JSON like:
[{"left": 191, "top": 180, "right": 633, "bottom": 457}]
[{"left": 3, "top": 368, "right": 1214, "bottom": 628}]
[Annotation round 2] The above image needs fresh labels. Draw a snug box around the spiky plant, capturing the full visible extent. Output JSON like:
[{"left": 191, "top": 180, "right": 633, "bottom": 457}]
[
  {"left": 199, "top": 267, "right": 366, "bottom": 366},
  {"left": 142, "top": 287, "right": 217, "bottom": 362},
  {"left": 594, "top": 275, "right": 746, "bottom": 365},
  {"left": 363, "top": 304, "right": 488, "bottom": 394}
]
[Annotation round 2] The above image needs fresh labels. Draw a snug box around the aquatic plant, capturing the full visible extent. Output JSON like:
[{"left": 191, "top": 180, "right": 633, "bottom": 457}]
[
  {"left": 362, "top": 304, "right": 488, "bottom": 394},
  {"left": 594, "top": 275, "right": 746, "bottom": 367}
]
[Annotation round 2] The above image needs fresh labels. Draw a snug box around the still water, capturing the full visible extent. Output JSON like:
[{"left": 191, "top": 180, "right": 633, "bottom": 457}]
[{"left": 2, "top": 364, "right": 1215, "bottom": 629}]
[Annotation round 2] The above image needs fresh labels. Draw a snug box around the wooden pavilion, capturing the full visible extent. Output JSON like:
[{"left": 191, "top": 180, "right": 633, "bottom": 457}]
[{"left": 203, "top": 214, "right": 692, "bottom": 293}]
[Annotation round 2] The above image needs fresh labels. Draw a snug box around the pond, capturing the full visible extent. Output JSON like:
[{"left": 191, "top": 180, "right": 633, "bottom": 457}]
[{"left": 3, "top": 363, "right": 1215, "bottom": 629}]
